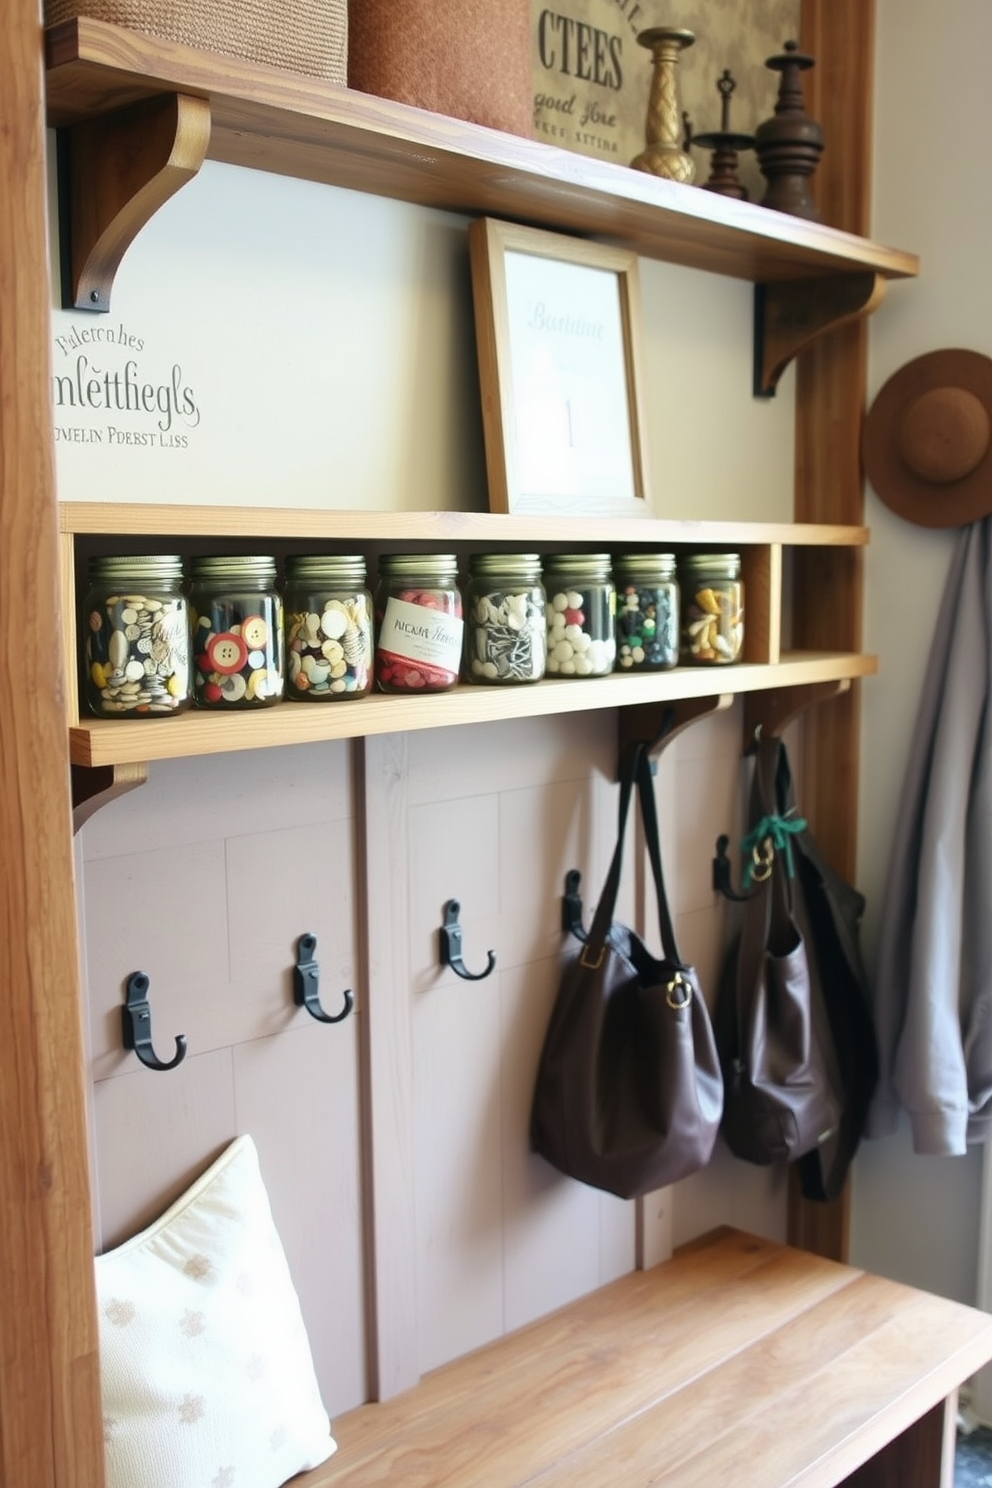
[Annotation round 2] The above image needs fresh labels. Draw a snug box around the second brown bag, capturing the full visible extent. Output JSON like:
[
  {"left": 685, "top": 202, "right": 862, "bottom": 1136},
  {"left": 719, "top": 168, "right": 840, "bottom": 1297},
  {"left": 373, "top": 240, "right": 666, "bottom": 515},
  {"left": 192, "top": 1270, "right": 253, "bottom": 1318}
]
[{"left": 715, "top": 735, "right": 842, "bottom": 1168}]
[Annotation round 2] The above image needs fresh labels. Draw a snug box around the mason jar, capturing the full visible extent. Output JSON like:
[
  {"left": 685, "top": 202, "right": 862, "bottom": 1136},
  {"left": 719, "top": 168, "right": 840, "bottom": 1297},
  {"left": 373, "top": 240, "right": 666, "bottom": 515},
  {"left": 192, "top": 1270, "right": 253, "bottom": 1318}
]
[
  {"left": 543, "top": 553, "right": 616, "bottom": 677},
  {"left": 679, "top": 552, "right": 745, "bottom": 664},
  {"left": 374, "top": 553, "right": 463, "bottom": 693},
  {"left": 464, "top": 552, "right": 546, "bottom": 684},
  {"left": 613, "top": 552, "right": 680, "bottom": 672},
  {"left": 83, "top": 554, "right": 190, "bottom": 718},
  {"left": 284, "top": 555, "right": 373, "bottom": 701},
  {"left": 189, "top": 555, "right": 284, "bottom": 708}
]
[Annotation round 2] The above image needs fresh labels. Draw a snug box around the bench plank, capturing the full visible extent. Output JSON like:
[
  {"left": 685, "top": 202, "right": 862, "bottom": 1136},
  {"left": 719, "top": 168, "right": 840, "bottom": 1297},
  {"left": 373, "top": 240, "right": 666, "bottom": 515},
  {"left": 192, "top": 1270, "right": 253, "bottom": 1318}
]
[{"left": 293, "top": 1228, "right": 992, "bottom": 1488}]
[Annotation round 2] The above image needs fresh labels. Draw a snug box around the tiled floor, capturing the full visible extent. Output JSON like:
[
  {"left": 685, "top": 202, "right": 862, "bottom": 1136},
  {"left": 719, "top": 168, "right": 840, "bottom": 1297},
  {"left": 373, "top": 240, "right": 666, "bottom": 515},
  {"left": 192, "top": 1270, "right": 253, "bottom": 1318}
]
[{"left": 957, "top": 1425, "right": 992, "bottom": 1486}]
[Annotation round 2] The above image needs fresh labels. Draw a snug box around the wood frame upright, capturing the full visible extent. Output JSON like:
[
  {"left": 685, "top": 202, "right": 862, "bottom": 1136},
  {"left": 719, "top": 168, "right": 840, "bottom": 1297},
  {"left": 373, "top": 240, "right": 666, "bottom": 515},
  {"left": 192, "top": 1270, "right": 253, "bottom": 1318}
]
[{"left": 0, "top": 3, "right": 105, "bottom": 1486}]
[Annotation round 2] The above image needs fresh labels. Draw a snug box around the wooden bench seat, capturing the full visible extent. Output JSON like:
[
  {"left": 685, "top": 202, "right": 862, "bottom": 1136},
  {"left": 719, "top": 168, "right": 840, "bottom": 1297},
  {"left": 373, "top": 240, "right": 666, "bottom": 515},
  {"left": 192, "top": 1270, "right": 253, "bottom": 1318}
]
[{"left": 293, "top": 1226, "right": 992, "bottom": 1488}]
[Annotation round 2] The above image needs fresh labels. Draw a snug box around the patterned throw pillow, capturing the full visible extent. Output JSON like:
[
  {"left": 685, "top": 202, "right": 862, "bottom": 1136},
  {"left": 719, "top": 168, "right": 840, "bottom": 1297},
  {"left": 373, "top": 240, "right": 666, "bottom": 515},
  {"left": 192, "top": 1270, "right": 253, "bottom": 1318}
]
[{"left": 95, "top": 1134, "right": 336, "bottom": 1488}]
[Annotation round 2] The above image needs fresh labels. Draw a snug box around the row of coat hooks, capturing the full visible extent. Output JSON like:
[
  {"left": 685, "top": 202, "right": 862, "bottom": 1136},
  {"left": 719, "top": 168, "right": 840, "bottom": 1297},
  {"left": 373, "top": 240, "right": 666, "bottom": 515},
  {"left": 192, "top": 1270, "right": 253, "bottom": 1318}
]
[
  {"left": 121, "top": 932, "right": 355, "bottom": 1072},
  {"left": 121, "top": 680, "right": 851, "bottom": 1071},
  {"left": 123, "top": 901, "right": 499, "bottom": 1071}
]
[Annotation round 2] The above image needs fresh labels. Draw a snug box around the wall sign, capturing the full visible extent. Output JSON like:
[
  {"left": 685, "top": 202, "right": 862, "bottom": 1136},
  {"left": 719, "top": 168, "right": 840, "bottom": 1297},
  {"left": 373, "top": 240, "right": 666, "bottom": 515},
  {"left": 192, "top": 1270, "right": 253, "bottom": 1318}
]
[
  {"left": 51, "top": 318, "right": 201, "bottom": 452},
  {"left": 531, "top": 0, "right": 800, "bottom": 199}
]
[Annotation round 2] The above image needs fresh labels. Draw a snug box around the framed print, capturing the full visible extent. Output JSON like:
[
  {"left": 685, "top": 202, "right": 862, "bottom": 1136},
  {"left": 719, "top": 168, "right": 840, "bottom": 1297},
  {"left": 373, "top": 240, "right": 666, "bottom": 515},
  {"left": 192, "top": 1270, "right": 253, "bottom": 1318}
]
[{"left": 468, "top": 218, "right": 652, "bottom": 517}]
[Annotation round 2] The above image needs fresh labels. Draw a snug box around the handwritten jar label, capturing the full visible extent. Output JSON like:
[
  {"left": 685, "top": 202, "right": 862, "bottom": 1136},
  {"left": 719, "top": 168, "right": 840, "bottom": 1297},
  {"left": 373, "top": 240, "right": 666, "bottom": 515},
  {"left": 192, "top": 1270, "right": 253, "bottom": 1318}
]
[{"left": 378, "top": 596, "right": 464, "bottom": 674}]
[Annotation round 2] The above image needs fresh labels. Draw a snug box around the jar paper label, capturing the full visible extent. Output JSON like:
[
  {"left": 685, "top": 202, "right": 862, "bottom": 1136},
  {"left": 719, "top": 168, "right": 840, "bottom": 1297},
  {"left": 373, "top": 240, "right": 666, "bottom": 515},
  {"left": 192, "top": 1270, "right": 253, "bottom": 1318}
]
[{"left": 379, "top": 597, "right": 464, "bottom": 673}]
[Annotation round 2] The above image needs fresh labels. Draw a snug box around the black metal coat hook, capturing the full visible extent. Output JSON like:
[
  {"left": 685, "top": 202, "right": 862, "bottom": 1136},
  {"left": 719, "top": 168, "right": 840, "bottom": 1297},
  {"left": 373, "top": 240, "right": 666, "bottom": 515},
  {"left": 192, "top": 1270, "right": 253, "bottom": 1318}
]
[
  {"left": 439, "top": 900, "right": 496, "bottom": 981},
  {"left": 121, "top": 972, "right": 187, "bottom": 1072},
  {"left": 562, "top": 869, "right": 588, "bottom": 942},
  {"left": 293, "top": 934, "right": 354, "bottom": 1024},
  {"left": 712, "top": 834, "right": 765, "bottom": 902}
]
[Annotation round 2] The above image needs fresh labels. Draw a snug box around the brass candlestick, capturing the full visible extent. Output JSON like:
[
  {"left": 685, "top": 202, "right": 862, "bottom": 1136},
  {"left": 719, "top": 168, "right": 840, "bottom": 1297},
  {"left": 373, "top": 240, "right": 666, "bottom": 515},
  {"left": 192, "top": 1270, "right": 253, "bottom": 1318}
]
[
  {"left": 691, "top": 70, "right": 755, "bottom": 201},
  {"left": 631, "top": 27, "right": 696, "bottom": 184}
]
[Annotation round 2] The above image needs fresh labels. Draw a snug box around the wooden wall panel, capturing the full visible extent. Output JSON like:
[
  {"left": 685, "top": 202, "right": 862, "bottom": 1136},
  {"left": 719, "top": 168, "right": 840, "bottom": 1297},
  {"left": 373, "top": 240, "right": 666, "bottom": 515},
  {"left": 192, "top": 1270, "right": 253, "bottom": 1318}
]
[
  {"left": 789, "top": 0, "right": 876, "bottom": 1262},
  {"left": 0, "top": 3, "right": 105, "bottom": 1485}
]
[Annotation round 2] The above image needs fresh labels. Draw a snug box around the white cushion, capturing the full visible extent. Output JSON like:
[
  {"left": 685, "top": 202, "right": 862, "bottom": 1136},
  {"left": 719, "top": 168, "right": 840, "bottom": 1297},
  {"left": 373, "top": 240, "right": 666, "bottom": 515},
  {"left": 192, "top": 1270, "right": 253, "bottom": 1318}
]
[{"left": 95, "top": 1134, "right": 336, "bottom": 1488}]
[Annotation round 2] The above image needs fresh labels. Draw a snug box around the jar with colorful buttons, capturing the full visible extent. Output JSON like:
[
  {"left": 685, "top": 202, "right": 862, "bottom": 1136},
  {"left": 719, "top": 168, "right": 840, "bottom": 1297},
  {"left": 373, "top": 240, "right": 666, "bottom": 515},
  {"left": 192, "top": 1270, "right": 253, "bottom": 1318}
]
[
  {"left": 284, "top": 555, "right": 373, "bottom": 701},
  {"left": 374, "top": 554, "right": 463, "bottom": 693},
  {"left": 613, "top": 552, "right": 680, "bottom": 672},
  {"left": 543, "top": 553, "right": 616, "bottom": 677},
  {"left": 189, "top": 556, "right": 284, "bottom": 708},
  {"left": 83, "top": 555, "right": 191, "bottom": 718},
  {"left": 679, "top": 552, "right": 745, "bottom": 664},
  {"left": 464, "top": 553, "right": 546, "bottom": 685}
]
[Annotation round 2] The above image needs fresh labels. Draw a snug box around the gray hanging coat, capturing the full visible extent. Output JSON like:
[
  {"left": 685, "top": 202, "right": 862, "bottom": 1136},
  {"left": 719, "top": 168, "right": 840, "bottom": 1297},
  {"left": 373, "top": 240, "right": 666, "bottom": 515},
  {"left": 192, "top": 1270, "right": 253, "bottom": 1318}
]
[{"left": 868, "top": 516, "right": 992, "bottom": 1155}]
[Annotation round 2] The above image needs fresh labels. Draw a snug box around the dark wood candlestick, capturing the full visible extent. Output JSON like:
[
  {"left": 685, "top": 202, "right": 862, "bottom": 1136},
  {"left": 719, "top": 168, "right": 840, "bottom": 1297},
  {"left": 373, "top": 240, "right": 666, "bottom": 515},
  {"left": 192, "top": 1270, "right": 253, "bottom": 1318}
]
[
  {"left": 691, "top": 69, "right": 755, "bottom": 201},
  {"left": 754, "top": 40, "right": 823, "bottom": 220}
]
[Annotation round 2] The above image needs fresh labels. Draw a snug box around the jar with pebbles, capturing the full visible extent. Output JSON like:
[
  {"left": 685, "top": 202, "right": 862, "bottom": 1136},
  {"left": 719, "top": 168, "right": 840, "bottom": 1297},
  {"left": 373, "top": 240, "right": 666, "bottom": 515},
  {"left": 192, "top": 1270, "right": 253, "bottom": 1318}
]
[
  {"left": 284, "top": 555, "right": 373, "bottom": 701},
  {"left": 189, "top": 555, "right": 284, "bottom": 708},
  {"left": 83, "top": 554, "right": 190, "bottom": 718},
  {"left": 374, "top": 553, "right": 463, "bottom": 694},
  {"left": 613, "top": 552, "right": 679, "bottom": 671},
  {"left": 679, "top": 552, "right": 744, "bottom": 664},
  {"left": 464, "top": 553, "right": 546, "bottom": 684},
  {"left": 543, "top": 553, "right": 616, "bottom": 677}
]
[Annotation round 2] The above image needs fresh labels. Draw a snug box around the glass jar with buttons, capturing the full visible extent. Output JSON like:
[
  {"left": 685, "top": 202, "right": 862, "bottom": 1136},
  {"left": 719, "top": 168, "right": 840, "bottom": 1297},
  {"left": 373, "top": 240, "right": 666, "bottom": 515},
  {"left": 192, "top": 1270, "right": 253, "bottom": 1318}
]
[
  {"left": 374, "top": 553, "right": 463, "bottom": 693},
  {"left": 678, "top": 552, "right": 744, "bottom": 664},
  {"left": 543, "top": 553, "right": 616, "bottom": 677},
  {"left": 464, "top": 553, "right": 546, "bottom": 684},
  {"left": 83, "top": 554, "right": 191, "bottom": 718},
  {"left": 613, "top": 552, "right": 679, "bottom": 671},
  {"left": 284, "top": 555, "right": 373, "bottom": 700},
  {"left": 189, "top": 555, "right": 284, "bottom": 707}
]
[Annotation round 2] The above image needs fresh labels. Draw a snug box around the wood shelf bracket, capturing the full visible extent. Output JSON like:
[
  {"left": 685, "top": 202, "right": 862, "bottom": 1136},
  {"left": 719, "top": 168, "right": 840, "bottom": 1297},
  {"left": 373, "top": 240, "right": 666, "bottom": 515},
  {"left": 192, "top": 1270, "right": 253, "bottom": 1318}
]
[
  {"left": 742, "top": 676, "right": 851, "bottom": 749},
  {"left": 618, "top": 694, "right": 735, "bottom": 774},
  {"left": 753, "top": 272, "right": 886, "bottom": 397},
  {"left": 71, "top": 761, "right": 148, "bottom": 832},
  {"left": 59, "top": 91, "right": 211, "bottom": 312}
]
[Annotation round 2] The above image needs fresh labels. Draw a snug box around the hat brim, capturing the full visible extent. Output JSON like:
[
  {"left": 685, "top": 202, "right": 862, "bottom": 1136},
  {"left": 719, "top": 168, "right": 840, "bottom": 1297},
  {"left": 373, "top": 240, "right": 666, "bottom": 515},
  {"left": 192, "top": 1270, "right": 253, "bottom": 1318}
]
[{"left": 862, "top": 348, "right": 992, "bottom": 528}]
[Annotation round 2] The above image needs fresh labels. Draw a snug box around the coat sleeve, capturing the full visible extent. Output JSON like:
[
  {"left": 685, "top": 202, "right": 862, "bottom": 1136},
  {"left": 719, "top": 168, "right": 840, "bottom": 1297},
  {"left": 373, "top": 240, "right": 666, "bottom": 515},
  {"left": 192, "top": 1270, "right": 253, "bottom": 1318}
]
[{"left": 868, "top": 519, "right": 989, "bottom": 1155}]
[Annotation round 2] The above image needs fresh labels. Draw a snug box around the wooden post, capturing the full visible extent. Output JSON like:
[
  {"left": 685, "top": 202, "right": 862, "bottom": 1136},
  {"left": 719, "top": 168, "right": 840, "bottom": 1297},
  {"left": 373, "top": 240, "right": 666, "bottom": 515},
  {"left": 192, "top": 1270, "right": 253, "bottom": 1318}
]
[
  {"left": 0, "top": 2, "right": 105, "bottom": 1484},
  {"left": 789, "top": 0, "right": 875, "bottom": 1263}
]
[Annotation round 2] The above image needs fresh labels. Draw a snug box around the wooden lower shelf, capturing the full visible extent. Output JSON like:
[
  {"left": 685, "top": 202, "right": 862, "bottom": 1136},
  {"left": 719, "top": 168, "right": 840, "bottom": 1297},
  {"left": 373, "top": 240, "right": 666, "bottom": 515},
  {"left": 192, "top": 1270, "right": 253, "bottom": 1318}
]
[{"left": 68, "top": 651, "right": 877, "bottom": 768}]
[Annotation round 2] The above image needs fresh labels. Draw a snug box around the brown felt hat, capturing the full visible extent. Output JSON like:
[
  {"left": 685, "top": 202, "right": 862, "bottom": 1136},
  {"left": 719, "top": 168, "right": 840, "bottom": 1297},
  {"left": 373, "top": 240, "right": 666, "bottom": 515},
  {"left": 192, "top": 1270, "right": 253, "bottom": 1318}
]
[{"left": 862, "top": 348, "right": 992, "bottom": 527}]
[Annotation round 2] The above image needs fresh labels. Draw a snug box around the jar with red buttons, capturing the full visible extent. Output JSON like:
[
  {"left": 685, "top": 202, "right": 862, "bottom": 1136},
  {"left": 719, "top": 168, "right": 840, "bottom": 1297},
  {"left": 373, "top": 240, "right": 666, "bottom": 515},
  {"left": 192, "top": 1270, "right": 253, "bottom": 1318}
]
[
  {"left": 189, "top": 555, "right": 285, "bottom": 708},
  {"left": 374, "top": 553, "right": 463, "bottom": 693}
]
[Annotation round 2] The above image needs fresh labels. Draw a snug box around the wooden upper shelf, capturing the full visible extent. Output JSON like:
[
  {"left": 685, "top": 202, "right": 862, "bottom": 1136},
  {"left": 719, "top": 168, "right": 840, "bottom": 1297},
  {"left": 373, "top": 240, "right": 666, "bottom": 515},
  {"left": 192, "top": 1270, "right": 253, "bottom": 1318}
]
[{"left": 45, "top": 18, "right": 920, "bottom": 287}]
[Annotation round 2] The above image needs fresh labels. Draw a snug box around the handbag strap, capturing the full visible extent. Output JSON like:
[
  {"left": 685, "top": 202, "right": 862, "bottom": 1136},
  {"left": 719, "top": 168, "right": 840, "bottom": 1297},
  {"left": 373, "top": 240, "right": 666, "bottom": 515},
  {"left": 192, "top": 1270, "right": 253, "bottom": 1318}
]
[{"left": 580, "top": 739, "right": 686, "bottom": 976}]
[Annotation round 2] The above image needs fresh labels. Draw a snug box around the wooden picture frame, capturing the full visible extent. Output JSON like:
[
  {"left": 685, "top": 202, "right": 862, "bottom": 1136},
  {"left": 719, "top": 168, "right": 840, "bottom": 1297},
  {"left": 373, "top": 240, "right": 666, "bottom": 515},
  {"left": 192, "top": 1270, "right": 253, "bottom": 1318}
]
[{"left": 468, "top": 218, "right": 652, "bottom": 517}]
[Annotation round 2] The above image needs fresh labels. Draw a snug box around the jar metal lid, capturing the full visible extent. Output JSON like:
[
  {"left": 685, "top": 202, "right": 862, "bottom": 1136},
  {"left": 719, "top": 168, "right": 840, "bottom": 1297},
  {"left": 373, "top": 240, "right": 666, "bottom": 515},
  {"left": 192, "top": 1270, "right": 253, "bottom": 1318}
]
[
  {"left": 378, "top": 553, "right": 459, "bottom": 580},
  {"left": 191, "top": 555, "right": 278, "bottom": 580},
  {"left": 613, "top": 552, "right": 677, "bottom": 581},
  {"left": 680, "top": 552, "right": 741, "bottom": 580},
  {"left": 468, "top": 552, "right": 542, "bottom": 579},
  {"left": 543, "top": 552, "right": 612, "bottom": 580},
  {"left": 285, "top": 554, "right": 367, "bottom": 583},
  {"left": 88, "top": 554, "right": 184, "bottom": 580}
]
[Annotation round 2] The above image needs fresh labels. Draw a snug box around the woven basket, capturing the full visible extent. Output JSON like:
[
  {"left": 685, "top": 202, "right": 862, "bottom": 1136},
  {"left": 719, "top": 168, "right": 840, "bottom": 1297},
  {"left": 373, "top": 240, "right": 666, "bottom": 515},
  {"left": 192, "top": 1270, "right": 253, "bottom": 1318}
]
[
  {"left": 347, "top": 0, "right": 531, "bottom": 137},
  {"left": 45, "top": 0, "right": 348, "bottom": 81}
]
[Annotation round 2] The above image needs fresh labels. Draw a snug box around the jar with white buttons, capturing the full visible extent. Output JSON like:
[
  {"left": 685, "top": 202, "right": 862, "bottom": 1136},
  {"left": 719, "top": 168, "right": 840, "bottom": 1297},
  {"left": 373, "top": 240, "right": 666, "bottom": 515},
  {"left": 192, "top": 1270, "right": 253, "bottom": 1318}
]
[
  {"left": 189, "top": 555, "right": 284, "bottom": 708},
  {"left": 543, "top": 553, "right": 616, "bottom": 677},
  {"left": 464, "top": 553, "right": 546, "bottom": 684},
  {"left": 83, "top": 554, "right": 190, "bottom": 718},
  {"left": 284, "top": 555, "right": 373, "bottom": 701}
]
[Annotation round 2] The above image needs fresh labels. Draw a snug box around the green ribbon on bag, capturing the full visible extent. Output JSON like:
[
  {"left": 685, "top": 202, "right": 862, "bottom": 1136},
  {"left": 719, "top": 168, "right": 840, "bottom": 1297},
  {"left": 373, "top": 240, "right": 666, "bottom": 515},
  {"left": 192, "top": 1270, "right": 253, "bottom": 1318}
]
[{"left": 741, "top": 811, "right": 807, "bottom": 887}]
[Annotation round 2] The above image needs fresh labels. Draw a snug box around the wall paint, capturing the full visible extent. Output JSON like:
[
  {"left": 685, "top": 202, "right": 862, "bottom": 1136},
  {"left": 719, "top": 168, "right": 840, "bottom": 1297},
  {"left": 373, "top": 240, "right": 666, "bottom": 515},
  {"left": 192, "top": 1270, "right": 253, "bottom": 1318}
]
[{"left": 850, "top": 0, "right": 992, "bottom": 1305}]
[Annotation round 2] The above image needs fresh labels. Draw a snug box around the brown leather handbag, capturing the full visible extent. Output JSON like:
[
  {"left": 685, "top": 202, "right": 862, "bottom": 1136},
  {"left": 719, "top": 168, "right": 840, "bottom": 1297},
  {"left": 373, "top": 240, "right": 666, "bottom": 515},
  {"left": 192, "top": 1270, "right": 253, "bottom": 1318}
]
[
  {"left": 715, "top": 734, "right": 844, "bottom": 1170},
  {"left": 530, "top": 741, "right": 723, "bottom": 1200}
]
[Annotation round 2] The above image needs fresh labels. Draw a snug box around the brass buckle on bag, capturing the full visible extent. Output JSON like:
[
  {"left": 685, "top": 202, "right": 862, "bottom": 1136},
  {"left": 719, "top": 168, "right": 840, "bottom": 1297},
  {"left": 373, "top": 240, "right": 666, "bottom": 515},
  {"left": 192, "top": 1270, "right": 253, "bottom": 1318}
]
[
  {"left": 750, "top": 838, "right": 774, "bottom": 883},
  {"left": 579, "top": 943, "right": 606, "bottom": 970},
  {"left": 665, "top": 972, "right": 693, "bottom": 1009}
]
